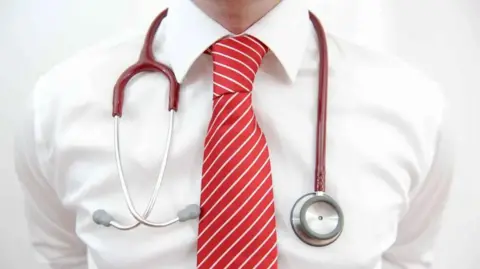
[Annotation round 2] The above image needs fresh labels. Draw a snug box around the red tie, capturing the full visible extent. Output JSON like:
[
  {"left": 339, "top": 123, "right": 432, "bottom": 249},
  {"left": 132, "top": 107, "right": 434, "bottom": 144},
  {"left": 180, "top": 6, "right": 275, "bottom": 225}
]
[{"left": 196, "top": 35, "right": 279, "bottom": 269}]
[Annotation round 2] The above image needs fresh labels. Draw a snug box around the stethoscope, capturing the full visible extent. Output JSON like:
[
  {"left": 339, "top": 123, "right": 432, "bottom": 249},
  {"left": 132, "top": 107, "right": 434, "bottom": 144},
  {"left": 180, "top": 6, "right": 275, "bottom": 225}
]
[{"left": 92, "top": 8, "right": 344, "bottom": 247}]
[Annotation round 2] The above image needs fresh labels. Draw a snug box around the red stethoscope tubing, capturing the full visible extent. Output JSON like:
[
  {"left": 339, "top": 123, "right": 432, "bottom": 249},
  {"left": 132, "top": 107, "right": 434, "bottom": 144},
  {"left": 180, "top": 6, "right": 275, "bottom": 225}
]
[{"left": 112, "top": 9, "right": 329, "bottom": 193}]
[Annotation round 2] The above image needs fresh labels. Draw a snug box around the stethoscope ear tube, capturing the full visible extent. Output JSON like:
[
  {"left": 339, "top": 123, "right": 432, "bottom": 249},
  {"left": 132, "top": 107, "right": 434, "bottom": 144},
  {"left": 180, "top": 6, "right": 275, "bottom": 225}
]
[
  {"left": 112, "top": 9, "right": 179, "bottom": 118},
  {"left": 92, "top": 111, "right": 199, "bottom": 230}
]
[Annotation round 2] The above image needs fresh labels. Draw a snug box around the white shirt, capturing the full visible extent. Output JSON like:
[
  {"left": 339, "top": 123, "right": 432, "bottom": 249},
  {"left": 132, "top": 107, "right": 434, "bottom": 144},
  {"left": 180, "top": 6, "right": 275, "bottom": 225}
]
[{"left": 14, "top": 0, "right": 454, "bottom": 268}]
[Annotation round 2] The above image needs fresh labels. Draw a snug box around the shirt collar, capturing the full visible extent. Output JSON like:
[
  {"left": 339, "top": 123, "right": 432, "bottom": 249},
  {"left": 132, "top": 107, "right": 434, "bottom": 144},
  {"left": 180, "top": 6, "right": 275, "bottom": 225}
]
[{"left": 163, "top": 0, "right": 310, "bottom": 83}]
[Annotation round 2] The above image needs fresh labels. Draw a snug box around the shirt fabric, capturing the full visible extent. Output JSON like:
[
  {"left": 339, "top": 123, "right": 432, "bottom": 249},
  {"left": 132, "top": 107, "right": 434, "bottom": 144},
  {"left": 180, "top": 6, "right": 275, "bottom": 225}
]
[{"left": 14, "top": 0, "right": 454, "bottom": 268}]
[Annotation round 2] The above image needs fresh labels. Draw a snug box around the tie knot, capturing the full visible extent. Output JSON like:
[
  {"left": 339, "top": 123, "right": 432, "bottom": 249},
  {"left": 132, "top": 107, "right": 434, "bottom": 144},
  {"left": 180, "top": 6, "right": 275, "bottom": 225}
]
[{"left": 211, "top": 35, "right": 268, "bottom": 97}]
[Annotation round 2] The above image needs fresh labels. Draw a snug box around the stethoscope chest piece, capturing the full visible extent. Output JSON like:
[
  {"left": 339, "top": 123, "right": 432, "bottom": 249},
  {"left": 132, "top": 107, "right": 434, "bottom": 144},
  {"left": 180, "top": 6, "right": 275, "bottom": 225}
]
[{"left": 290, "top": 192, "right": 344, "bottom": 247}]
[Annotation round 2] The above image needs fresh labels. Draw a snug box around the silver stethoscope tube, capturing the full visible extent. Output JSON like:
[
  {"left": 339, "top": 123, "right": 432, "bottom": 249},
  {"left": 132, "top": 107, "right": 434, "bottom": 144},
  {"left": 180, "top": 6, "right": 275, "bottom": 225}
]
[{"left": 92, "top": 112, "right": 200, "bottom": 230}]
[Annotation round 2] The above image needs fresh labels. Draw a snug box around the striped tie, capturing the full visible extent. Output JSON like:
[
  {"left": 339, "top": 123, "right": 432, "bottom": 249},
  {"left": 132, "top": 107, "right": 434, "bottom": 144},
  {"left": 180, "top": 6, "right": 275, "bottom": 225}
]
[{"left": 196, "top": 35, "right": 279, "bottom": 269}]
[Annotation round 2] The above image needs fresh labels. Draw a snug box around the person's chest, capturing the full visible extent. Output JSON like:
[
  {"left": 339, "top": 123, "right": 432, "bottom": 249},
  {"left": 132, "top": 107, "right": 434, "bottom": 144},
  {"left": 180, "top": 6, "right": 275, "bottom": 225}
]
[{"left": 43, "top": 51, "right": 423, "bottom": 269}]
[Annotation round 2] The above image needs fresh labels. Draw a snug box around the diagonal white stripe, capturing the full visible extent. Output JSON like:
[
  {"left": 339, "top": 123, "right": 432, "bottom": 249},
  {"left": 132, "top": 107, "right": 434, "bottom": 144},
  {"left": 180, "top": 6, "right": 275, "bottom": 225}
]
[
  {"left": 213, "top": 82, "right": 236, "bottom": 95},
  {"left": 213, "top": 81, "right": 235, "bottom": 93},
  {"left": 214, "top": 71, "right": 251, "bottom": 93},
  {"left": 201, "top": 118, "right": 256, "bottom": 196},
  {"left": 198, "top": 202, "right": 274, "bottom": 269},
  {"left": 207, "top": 92, "right": 225, "bottom": 120},
  {"left": 230, "top": 227, "right": 276, "bottom": 269},
  {"left": 204, "top": 93, "right": 250, "bottom": 149},
  {"left": 244, "top": 35, "right": 267, "bottom": 54},
  {"left": 197, "top": 181, "right": 272, "bottom": 256},
  {"left": 214, "top": 61, "right": 253, "bottom": 85},
  {"left": 211, "top": 51, "right": 256, "bottom": 76},
  {"left": 198, "top": 159, "right": 270, "bottom": 245},
  {"left": 207, "top": 93, "right": 236, "bottom": 134},
  {"left": 228, "top": 37, "right": 263, "bottom": 61},
  {"left": 266, "top": 256, "right": 278, "bottom": 269},
  {"left": 251, "top": 238, "right": 277, "bottom": 269},
  {"left": 198, "top": 167, "right": 270, "bottom": 246},
  {"left": 203, "top": 104, "right": 252, "bottom": 167},
  {"left": 211, "top": 94, "right": 223, "bottom": 112},
  {"left": 201, "top": 123, "right": 260, "bottom": 198},
  {"left": 216, "top": 43, "right": 260, "bottom": 69},
  {"left": 207, "top": 210, "right": 276, "bottom": 269},
  {"left": 200, "top": 141, "right": 267, "bottom": 217}
]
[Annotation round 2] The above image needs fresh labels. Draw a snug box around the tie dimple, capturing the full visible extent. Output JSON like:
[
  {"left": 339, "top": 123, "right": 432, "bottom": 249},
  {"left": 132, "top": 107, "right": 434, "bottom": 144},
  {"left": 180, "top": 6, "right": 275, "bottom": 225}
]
[{"left": 196, "top": 35, "right": 279, "bottom": 269}]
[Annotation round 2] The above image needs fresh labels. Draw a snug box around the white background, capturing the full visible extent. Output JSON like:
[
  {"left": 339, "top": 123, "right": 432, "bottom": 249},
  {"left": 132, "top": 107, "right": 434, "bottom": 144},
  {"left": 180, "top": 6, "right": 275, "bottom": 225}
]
[{"left": 1, "top": 0, "right": 479, "bottom": 268}]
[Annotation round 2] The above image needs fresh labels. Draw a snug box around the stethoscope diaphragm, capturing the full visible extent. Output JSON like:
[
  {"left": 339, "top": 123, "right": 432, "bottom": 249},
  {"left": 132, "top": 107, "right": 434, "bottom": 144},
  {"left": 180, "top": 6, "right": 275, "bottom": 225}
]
[{"left": 290, "top": 192, "right": 344, "bottom": 247}]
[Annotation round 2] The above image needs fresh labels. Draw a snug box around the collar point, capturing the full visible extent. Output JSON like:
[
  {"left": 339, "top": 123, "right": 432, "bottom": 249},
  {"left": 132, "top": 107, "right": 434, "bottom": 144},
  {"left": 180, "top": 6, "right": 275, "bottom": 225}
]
[
  {"left": 285, "top": 68, "right": 300, "bottom": 84},
  {"left": 170, "top": 62, "right": 187, "bottom": 84}
]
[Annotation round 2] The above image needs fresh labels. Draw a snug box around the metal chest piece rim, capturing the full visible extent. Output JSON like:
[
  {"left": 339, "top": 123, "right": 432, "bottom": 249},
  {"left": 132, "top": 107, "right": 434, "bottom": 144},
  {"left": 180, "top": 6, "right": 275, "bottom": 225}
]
[{"left": 290, "top": 191, "right": 344, "bottom": 247}]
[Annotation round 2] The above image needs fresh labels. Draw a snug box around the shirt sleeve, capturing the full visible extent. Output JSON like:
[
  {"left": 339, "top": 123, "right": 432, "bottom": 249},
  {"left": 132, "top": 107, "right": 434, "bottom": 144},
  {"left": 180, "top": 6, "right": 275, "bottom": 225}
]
[
  {"left": 14, "top": 87, "right": 88, "bottom": 269},
  {"left": 382, "top": 99, "right": 455, "bottom": 268}
]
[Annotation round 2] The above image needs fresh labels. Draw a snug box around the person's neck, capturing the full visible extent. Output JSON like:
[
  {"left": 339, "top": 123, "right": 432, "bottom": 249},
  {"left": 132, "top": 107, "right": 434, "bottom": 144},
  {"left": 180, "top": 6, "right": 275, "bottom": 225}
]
[{"left": 192, "top": 0, "right": 279, "bottom": 34}]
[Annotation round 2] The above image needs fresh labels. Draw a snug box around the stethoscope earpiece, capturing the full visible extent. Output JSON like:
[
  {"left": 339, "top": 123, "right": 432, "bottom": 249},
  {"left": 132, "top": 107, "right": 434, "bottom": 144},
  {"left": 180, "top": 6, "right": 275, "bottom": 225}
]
[
  {"left": 92, "top": 209, "right": 114, "bottom": 227},
  {"left": 177, "top": 204, "right": 201, "bottom": 222}
]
